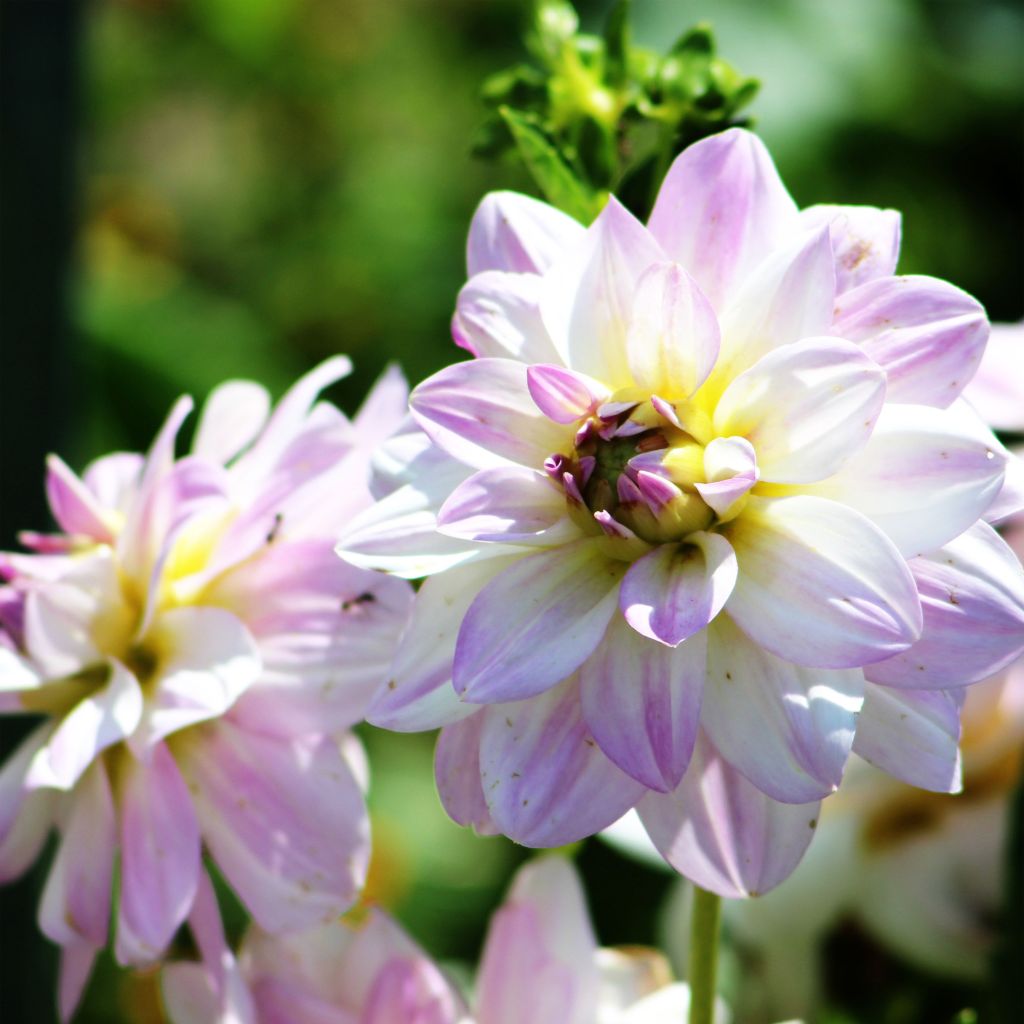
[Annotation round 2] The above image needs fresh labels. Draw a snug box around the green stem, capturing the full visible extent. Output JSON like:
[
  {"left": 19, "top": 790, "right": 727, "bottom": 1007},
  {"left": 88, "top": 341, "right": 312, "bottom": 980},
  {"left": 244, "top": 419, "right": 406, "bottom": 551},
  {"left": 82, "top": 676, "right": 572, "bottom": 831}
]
[{"left": 687, "top": 885, "right": 722, "bottom": 1024}]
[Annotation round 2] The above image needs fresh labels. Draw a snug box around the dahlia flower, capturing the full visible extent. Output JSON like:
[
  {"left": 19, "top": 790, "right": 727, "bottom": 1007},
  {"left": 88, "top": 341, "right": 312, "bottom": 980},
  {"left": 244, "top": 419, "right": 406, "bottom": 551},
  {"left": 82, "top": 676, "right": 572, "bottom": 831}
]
[
  {"left": 339, "top": 128, "right": 1024, "bottom": 897},
  {"left": 0, "top": 359, "right": 413, "bottom": 1018},
  {"left": 162, "top": 856, "right": 718, "bottom": 1024}
]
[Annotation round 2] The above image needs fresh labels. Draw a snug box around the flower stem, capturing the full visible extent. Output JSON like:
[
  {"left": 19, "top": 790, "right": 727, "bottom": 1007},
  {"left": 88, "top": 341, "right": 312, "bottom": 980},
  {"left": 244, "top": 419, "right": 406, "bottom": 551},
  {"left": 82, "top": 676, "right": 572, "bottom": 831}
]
[{"left": 687, "top": 885, "right": 721, "bottom": 1024}]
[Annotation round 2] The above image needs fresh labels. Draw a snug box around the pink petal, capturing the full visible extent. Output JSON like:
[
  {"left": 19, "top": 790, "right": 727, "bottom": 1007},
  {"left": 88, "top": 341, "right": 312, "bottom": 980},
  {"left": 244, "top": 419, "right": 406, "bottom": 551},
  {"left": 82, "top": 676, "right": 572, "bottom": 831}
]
[
  {"left": 648, "top": 128, "right": 799, "bottom": 310},
  {"left": 503, "top": 856, "right": 597, "bottom": 971},
  {"left": 454, "top": 542, "right": 627, "bottom": 703},
  {"left": 59, "top": 945, "right": 100, "bottom": 1024},
  {"left": 116, "top": 743, "right": 201, "bottom": 965},
  {"left": 852, "top": 683, "right": 963, "bottom": 793},
  {"left": 199, "top": 407, "right": 352, "bottom": 580},
  {"left": 986, "top": 444, "right": 1024, "bottom": 524},
  {"left": 411, "top": 358, "right": 571, "bottom": 470},
  {"left": 962, "top": 321, "right": 1024, "bottom": 430},
  {"left": 467, "top": 190, "right": 585, "bottom": 276},
  {"left": 0, "top": 723, "right": 58, "bottom": 881},
  {"left": 353, "top": 363, "right": 410, "bottom": 448},
  {"left": 22, "top": 551, "right": 118, "bottom": 676},
  {"left": 702, "top": 614, "right": 863, "bottom": 802},
  {"left": 45, "top": 454, "right": 115, "bottom": 542},
  {"left": 712, "top": 336, "right": 887, "bottom": 484},
  {"left": 580, "top": 614, "right": 704, "bottom": 792},
  {"left": 478, "top": 677, "right": 646, "bottom": 846},
  {"left": 162, "top": 964, "right": 236, "bottom": 1024},
  {"left": 803, "top": 403, "right": 1008, "bottom": 557},
  {"left": 27, "top": 660, "right": 143, "bottom": 791},
  {"left": 229, "top": 356, "right": 353, "bottom": 489},
  {"left": 241, "top": 908, "right": 434, "bottom": 1014},
  {"left": 526, "top": 364, "right": 609, "bottom": 423},
  {"left": 192, "top": 380, "right": 271, "bottom": 465},
  {"left": 126, "top": 458, "right": 232, "bottom": 631},
  {"left": 866, "top": 521, "right": 1024, "bottom": 689},
  {"left": 435, "top": 713, "right": 497, "bottom": 834},
  {"left": 81, "top": 452, "right": 144, "bottom": 516},
  {"left": 338, "top": 447, "right": 487, "bottom": 579},
  {"left": 713, "top": 226, "right": 835, "bottom": 382},
  {"left": 207, "top": 542, "right": 414, "bottom": 736},
  {"left": 833, "top": 275, "right": 988, "bottom": 407},
  {"left": 637, "top": 732, "right": 822, "bottom": 898},
  {"left": 453, "top": 271, "right": 562, "bottom": 364},
  {"left": 118, "top": 395, "right": 196, "bottom": 579},
  {"left": 694, "top": 436, "right": 759, "bottom": 519},
  {"left": 475, "top": 905, "right": 579, "bottom": 1024},
  {"left": 0, "top": 645, "right": 41, "bottom": 710},
  {"left": 129, "top": 608, "right": 261, "bottom": 754},
  {"left": 39, "top": 762, "right": 115, "bottom": 947},
  {"left": 438, "top": 465, "right": 579, "bottom": 546},
  {"left": 619, "top": 533, "right": 737, "bottom": 647},
  {"left": 250, "top": 979, "right": 352, "bottom": 1024},
  {"left": 363, "top": 957, "right": 463, "bottom": 1024},
  {"left": 541, "top": 197, "right": 666, "bottom": 387},
  {"left": 726, "top": 496, "right": 922, "bottom": 668},
  {"left": 366, "top": 557, "right": 515, "bottom": 732},
  {"left": 182, "top": 720, "right": 369, "bottom": 932},
  {"left": 625, "top": 262, "right": 720, "bottom": 397},
  {"left": 799, "top": 204, "right": 901, "bottom": 295},
  {"left": 476, "top": 857, "right": 598, "bottom": 1024}
]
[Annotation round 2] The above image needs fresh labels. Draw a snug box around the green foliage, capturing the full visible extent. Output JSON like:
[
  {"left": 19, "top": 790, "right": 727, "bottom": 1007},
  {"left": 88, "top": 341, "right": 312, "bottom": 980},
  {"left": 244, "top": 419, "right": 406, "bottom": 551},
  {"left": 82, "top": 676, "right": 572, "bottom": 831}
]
[
  {"left": 474, "top": 0, "right": 759, "bottom": 221},
  {"left": 499, "top": 107, "right": 604, "bottom": 222}
]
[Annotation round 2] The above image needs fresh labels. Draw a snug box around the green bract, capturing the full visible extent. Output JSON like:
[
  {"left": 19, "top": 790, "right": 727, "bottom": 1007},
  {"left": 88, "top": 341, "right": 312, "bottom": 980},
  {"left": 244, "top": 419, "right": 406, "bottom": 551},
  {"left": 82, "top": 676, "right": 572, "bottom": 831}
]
[{"left": 474, "top": 0, "right": 760, "bottom": 222}]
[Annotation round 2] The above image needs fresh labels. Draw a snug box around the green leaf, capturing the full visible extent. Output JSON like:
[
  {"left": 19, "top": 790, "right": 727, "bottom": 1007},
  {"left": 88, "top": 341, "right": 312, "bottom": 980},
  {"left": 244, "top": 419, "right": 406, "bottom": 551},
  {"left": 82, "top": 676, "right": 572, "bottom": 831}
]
[
  {"left": 499, "top": 107, "right": 602, "bottom": 223},
  {"left": 480, "top": 64, "right": 548, "bottom": 110},
  {"left": 671, "top": 22, "right": 715, "bottom": 57}
]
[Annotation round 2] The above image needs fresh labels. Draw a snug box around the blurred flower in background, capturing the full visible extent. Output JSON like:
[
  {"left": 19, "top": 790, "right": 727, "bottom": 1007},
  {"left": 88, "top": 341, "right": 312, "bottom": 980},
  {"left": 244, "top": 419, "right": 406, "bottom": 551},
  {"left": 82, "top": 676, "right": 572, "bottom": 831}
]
[
  {"left": 0, "top": 361, "right": 412, "bottom": 1017},
  {"left": 162, "top": 855, "right": 715, "bottom": 1024}
]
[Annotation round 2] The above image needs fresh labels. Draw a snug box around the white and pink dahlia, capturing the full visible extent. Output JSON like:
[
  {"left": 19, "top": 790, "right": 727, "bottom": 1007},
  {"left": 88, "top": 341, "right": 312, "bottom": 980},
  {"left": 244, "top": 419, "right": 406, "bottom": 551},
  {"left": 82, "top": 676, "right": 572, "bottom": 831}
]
[
  {"left": 339, "top": 128, "right": 1024, "bottom": 897},
  {"left": 162, "top": 857, "right": 707, "bottom": 1024},
  {"left": 0, "top": 358, "right": 413, "bottom": 1018}
]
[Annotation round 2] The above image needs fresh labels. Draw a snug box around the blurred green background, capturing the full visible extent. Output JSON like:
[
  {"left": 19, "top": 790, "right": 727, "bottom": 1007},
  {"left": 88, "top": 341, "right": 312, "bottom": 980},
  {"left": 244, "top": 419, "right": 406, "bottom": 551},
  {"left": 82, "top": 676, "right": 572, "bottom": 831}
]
[{"left": 1, "top": 0, "right": 1022, "bottom": 1021}]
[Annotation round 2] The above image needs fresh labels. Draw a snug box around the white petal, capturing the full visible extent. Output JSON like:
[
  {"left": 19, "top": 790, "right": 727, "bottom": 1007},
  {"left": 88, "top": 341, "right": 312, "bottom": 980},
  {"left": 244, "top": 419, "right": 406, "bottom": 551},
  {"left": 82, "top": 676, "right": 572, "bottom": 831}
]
[
  {"left": 542, "top": 197, "right": 666, "bottom": 388},
  {"left": 726, "top": 496, "right": 922, "bottom": 668},
  {"left": 467, "top": 190, "right": 585, "bottom": 276},
  {"left": 192, "top": 381, "right": 272, "bottom": 465},
  {"left": 712, "top": 336, "right": 886, "bottom": 484},
  {"left": 625, "top": 262, "right": 720, "bottom": 398},
  {"left": 803, "top": 403, "right": 1008, "bottom": 557}
]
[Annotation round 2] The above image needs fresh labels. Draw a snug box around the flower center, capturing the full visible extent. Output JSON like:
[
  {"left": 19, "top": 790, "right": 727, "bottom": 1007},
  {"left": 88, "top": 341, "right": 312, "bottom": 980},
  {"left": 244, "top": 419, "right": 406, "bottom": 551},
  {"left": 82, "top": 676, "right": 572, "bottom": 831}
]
[{"left": 550, "top": 391, "right": 719, "bottom": 545}]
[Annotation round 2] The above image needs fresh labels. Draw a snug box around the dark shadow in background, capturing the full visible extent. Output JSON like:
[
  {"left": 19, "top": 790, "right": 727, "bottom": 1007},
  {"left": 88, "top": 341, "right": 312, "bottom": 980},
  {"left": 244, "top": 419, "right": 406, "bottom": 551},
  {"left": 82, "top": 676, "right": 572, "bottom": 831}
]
[{"left": 1, "top": 0, "right": 80, "bottom": 1019}]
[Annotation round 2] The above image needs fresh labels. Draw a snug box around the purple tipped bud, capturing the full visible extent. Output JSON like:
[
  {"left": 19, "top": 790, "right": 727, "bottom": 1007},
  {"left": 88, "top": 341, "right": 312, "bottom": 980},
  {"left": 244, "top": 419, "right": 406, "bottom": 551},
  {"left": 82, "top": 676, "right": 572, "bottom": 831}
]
[
  {"left": 636, "top": 470, "right": 683, "bottom": 513},
  {"left": 617, "top": 474, "right": 645, "bottom": 505},
  {"left": 650, "top": 395, "right": 682, "bottom": 429},
  {"left": 563, "top": 471, "right": 585, "bottom": 506},
  {"left": 593, "top": 509, "right": 637, "bottom": 540}
]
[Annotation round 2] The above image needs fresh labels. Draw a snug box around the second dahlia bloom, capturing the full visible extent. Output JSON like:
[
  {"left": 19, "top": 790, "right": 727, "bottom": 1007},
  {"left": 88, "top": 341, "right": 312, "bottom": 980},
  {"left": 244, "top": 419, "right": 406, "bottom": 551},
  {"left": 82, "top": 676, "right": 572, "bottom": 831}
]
[
  {"left": 161, "top": 856, "right": 709, "bottom": 1024},
  {"left": 0, "top": 359, "right": 413, "bottom": 1017},
  {"left": 339, "top": 128, "right": 1024, "bottom": 896}
]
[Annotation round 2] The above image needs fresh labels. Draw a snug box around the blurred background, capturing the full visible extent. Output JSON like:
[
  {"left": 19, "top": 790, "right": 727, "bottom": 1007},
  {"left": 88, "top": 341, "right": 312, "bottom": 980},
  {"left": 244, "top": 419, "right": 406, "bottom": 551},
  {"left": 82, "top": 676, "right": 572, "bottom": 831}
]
[{"left": 1, "top": 0, "right": 1022, "bottom": 1021}]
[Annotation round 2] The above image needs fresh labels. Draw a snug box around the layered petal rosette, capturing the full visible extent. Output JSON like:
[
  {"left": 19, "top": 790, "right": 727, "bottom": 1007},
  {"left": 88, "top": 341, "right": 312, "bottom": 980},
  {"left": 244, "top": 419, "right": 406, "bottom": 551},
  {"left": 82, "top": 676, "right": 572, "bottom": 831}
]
[
  {"left": 162, "top": 857, "right": 708, "bottom": 1024},
  {"left": 0, "top": 359, "right": 413, "bottom": 1018},
  {"left": 338, "top": 128, "right": 1024, "bottom": 897}
]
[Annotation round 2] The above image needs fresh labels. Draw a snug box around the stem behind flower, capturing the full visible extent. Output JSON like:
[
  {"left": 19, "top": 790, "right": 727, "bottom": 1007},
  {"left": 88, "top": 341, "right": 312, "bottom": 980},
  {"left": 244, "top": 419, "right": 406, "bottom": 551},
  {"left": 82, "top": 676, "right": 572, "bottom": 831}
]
[{"left": 688, "top": 885, "right": 722, "bottom": 1024}]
